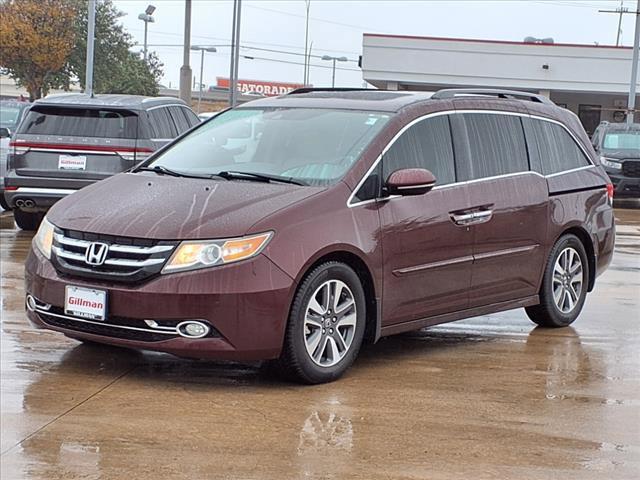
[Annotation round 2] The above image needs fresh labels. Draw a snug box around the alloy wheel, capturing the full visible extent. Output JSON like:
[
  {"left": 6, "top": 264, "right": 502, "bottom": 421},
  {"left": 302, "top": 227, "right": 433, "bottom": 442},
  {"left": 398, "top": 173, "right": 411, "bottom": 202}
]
[
  {"left": 552, "top": 247, "right": 583, "bottom": 314},
  {"left": 303, "top": 279, "right": 357, "bottom": 367}
]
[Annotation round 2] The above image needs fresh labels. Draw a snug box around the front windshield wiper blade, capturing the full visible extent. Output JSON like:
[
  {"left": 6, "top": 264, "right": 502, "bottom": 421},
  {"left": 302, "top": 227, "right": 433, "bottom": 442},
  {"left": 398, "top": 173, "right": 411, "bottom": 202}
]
[
  {"left": 136, "top": 165, "right": 222, "bottom": 180},
  {"left": 217, "top": 170, "right": 308, "bottom": 186}
]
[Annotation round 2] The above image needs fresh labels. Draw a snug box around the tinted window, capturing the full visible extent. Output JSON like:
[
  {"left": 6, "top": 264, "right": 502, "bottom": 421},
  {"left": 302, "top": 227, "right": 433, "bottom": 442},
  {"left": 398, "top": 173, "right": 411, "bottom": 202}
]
[
  {"left": 460, "top": 113, "right": 528, "bottom": 180},
  {"left": 18, "top": 106, "right": 138, "bottom": 138},
  {"left": 180, "top": 107, "right": 200, "bottom": 127},
  {"left": 382, "top": 115, "right": 455, "bottom": 185},
  {"left": 530, "top": 119, "right": 590, "bottom": 175},
  {"left": 148, "top": 107, "right": 178, "bottom": 139},
  {"left": 353, "top": 162, "right": 382, "bottom": 203},
  {"left": 168, "top": 106, "right": 190, "bottom": 134}
]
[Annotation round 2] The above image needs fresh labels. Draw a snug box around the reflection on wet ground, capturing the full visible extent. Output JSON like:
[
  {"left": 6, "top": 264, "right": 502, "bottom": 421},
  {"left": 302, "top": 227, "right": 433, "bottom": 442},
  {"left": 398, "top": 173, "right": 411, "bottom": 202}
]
[{"left": 1, "top": 208, "right": 639, "bottom": 479}]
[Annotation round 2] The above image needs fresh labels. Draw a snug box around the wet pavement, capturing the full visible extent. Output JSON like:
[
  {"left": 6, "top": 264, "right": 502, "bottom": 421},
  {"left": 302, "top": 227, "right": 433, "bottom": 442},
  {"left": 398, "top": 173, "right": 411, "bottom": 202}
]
[{"left": 1, "top": 207, "right": 639, "bottom": 480}]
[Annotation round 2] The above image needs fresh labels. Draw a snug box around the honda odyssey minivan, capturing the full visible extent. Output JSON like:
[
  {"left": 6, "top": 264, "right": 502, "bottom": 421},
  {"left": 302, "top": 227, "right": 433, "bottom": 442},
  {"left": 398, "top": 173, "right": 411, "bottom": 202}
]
[{"left": 25, "top": 88, "right": 615, "bottom": 383}]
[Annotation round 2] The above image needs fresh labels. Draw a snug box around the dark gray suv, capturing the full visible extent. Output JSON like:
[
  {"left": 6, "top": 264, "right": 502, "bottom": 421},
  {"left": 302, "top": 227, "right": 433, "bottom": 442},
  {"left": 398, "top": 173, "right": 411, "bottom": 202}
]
[
  {"left": 5, "top": 94, "right": 200, "bottom": 229},
  {"left": 592, "top": 121, "right": 640, "bottom": 198}
]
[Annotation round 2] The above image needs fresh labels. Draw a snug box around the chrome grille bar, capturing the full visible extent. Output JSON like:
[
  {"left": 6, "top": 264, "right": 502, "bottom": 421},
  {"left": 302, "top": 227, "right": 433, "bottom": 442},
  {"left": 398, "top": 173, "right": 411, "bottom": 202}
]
[
  {"left": 52, "top": 246, "right": 166, "bottom": 267},
  {"left": 53, "top": 233, "right": 173, "bottom": 254}
]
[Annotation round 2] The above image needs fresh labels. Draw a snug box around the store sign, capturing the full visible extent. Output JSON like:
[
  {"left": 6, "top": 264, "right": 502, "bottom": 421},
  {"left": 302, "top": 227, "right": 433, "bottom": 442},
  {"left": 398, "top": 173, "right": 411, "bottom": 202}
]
[{"left": 216, "top": 78, "right": 304, "bottom": 96}]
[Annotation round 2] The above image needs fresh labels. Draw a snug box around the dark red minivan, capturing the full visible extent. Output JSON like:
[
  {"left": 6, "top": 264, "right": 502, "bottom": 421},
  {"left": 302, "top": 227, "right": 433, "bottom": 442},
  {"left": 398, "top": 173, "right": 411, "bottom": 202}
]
[{"left": 25, "top": 89, "right": 615, "bottom": 383}]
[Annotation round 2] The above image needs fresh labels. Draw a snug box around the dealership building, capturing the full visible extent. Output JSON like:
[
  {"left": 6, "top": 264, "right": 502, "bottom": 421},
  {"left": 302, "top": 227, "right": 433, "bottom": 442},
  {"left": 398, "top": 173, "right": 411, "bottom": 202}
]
[{"left": 361, "top": 34, "right": 638, "bottom": 135}]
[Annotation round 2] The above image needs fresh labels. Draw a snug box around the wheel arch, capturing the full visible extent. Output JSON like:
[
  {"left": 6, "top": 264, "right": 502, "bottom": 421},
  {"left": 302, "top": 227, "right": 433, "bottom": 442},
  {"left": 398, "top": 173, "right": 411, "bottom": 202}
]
[
  {"left": 556, "top": 226, "right": 596, "bottom": 292},
  {"left": 294, "top": 249, "right": 381, "bottom": 345}
]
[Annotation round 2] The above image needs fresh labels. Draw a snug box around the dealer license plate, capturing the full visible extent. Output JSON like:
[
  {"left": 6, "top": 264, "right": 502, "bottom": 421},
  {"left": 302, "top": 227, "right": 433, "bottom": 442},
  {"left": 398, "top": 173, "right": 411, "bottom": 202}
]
[
  {"left": 65, "top": 286, "right": 107, "bottom": 320},
  {"left": 58, "top": 154, "right": 87, "bottom": 170}
]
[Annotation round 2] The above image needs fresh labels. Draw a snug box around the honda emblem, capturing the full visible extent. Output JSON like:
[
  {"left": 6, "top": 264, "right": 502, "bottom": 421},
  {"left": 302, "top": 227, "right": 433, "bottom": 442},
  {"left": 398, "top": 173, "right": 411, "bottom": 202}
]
[{"left": 85, "top": 242, "right": 109, "bottom": 266}]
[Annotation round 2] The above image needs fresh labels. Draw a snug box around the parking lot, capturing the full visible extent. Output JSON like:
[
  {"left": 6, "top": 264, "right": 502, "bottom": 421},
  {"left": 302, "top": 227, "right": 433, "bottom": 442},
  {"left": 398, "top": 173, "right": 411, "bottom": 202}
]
[{"left": 0, "top": 206, "right": 638, "bottom": 480}]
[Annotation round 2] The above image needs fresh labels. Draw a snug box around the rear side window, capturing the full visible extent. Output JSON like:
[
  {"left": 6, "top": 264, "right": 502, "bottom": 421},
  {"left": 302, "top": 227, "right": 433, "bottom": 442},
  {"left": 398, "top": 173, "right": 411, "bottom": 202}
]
[
  {"left": 382, "top": 115, "right": 456, "bottom": 185},
  {"left": 529, "top": 119, "right": 590, "bottom": 175},
  {"left": 148, "top": 107, "right": 178, "bottom": 139},
  {"left": 168, "top": 106, "right": 191, "bottom": 134},
  {"left": 18, "top": 107, "right": 138, "bottom": 139},
  {"left": 180, "top": 107, "right": 200, "bottom": 127},
  {"left": 459, "top": 113, "right": 528, "bottom": 181}
]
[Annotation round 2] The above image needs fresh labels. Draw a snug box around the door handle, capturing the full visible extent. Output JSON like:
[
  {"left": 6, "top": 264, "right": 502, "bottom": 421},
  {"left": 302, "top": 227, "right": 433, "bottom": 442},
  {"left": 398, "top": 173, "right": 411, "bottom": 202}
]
[
  {"left": 450, "top": 212, "right": 476, "bottom": 226},
  {"left": 450, "top": 209, "right": 493, "bottom": 226}
]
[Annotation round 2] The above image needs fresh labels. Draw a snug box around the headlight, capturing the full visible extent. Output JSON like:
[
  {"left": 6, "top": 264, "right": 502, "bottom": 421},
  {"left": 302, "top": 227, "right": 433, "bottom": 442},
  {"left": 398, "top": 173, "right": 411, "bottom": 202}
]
[
  {"left": 162, "top": 232, "right": 273, "bottom": 274},
  {"left": 33, "top": 217, "right": 54, "bottom": 259},
  {"left": 600, "top": 157, "right": 622, "bottom": 170}
]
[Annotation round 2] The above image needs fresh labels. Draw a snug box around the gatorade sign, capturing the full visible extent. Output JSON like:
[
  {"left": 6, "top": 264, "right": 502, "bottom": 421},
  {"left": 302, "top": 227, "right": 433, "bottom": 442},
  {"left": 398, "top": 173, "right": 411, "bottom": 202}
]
[{"left": 216, "top": 78, "right": 305, "bottom": 97}]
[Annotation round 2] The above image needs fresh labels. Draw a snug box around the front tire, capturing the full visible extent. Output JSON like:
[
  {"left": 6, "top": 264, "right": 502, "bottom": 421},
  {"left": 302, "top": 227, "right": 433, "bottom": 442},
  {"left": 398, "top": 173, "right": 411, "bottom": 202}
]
[
  {"left": 276, "top": 262, "right": 366, "bottom": 384},
  {"left": 526, "top": 234, "right": 589, "bottom": 328},
  {"left": 13, "top": 210, "right": 42, "bottom": 231}
]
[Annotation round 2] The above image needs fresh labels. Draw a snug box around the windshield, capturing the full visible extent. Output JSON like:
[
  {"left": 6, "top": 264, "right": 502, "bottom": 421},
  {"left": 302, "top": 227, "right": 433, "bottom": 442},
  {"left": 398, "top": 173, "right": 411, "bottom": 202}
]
[
  {"left": 603, "top": 131, "right": 640, "bottom": 151},
  {"left": 146, "top": 108, "right": 390, "bottom": 186}
]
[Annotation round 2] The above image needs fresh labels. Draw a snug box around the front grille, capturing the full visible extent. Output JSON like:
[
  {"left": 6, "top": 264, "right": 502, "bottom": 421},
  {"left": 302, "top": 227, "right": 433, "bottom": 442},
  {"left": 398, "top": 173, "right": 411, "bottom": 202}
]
[
  {"left": 51, "top": 228, "right": 177, "bottom": 283},
  {"left": 622, "top": 160, "right": 640, "bottom": 178}
]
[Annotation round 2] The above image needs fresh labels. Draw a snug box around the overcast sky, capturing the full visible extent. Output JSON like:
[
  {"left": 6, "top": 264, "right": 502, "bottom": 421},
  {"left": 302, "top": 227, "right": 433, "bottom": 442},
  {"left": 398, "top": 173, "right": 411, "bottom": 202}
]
[{"left": 112, "top": 0, "right": 634, "bottom": 88}]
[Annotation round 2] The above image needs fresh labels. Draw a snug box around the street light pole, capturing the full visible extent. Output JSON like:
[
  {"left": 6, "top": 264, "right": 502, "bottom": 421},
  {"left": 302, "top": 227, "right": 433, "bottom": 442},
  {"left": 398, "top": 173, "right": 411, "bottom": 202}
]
[
  {"left": 229, "top": 0, "right": 242, "bottom": 107},
  {"left": 628, "top": 0, "right": 640, "bottom": 123},
  {"left": 85, "top": 0, "right": 96, "bottom": 97},
  {"left": 138, "top": 5, "right": 156, "bottom": 62},
  {"left": 321, "top": 55, "right": 348, "bottom": 88},
  {"left": 179, "top": 0, "right": 192, "bottom": 103},
  {"left": 303, "top": 0, "right": 311, "bottom": 85},
  {"left": 191, "top": 46, "right": 217, "bottom": 113}
]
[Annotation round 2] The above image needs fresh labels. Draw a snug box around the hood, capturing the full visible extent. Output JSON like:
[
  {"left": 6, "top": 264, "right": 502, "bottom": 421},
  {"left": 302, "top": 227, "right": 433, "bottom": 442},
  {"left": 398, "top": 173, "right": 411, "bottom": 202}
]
[
  {"left": 601, "top": 149, "right": 640, "bottom": 160},
  {"left": 47, "top": 172, "right": 324, "bottom": 239}
]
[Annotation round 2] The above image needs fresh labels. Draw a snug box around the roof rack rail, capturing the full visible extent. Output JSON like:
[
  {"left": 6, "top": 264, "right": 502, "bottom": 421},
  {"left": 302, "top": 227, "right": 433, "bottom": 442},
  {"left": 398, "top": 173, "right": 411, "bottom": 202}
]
[
  {"left": 287, "top": 87, "right": 378, "bottom": 95},
  {"left": 431, "top": 88, "right": 554, "bottom": 105}
]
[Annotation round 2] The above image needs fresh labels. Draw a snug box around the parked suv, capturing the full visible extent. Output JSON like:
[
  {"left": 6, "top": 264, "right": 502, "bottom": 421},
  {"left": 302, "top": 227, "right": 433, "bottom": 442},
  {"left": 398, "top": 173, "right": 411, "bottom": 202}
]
[
  {"left": 592, "top": 121, "right": 640, "bottom": 198},
  {"left": 5, "top": 94, "right": 200, "bottom": 229},
  {"left": 25, "top": 88, "right": 615, "bottom": 383},
  {"left": 1, "top": 100, "right": 31, "bottom": 210}
]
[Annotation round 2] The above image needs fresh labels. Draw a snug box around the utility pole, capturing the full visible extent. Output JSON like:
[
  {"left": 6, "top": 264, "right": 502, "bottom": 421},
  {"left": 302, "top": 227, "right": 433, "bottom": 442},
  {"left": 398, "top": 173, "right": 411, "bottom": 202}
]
[
  {"left": 179, "top": 0, "right": 192, "bottom": 103},
  {"left": 85, "top": 0, "right": 96, "bottom": 97},
  {"left": 303, "top": 0, "right": 311, "bottom": 85},
  {"left": 600, "top": 1, "right": 629, "bottom": 46},
  {"left": 629, "top": 0, "right": 640, "bottom": 123},
  {"left": 601, "top": 0, "right": 640, "bottom": 122}
]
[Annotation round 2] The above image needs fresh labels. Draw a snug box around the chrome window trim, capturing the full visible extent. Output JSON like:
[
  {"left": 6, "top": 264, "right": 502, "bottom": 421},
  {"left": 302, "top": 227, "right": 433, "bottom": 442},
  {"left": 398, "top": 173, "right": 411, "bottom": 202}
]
[{"left": 347, "top": 109, "right": 596, "bottom": 208}]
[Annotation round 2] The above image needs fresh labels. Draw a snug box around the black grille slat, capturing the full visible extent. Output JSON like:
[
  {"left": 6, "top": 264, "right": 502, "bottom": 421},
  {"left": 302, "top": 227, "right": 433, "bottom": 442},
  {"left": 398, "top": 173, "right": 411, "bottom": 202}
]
[{"left": 622, "top": 160, "right": 640, "bottom": 178}]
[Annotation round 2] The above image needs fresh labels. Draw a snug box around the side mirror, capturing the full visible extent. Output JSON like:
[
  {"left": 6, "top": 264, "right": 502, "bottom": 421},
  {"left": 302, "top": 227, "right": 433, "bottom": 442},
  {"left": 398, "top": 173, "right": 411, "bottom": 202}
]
[
  {"left": 0, "top": 127, "right": 11, "bottom": 139},
  {"left": 385, "top": 168, "right": 436, "bottom": 196}
]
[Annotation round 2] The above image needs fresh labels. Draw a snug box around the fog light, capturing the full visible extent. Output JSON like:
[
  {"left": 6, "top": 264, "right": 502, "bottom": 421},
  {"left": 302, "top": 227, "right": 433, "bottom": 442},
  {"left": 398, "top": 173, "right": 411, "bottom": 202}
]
[
  {"left": 177, "top": 321, "right": 210, "bottom": 339},
  {"left": 26, "top": 295, "right": 37, "bottom": 311}
]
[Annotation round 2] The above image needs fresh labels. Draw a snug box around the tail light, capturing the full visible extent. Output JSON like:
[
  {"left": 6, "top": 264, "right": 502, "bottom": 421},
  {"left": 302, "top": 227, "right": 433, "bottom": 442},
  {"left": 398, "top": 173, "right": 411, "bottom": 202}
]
[
  {"left": 118, "top": 148, "right": 154, "bottom": 161},
  {"left": 9, "top": 141, "right": 29, "bottom": 155},
  {"left": 606, "top": 183, "right": 614, "bottom": 206}
]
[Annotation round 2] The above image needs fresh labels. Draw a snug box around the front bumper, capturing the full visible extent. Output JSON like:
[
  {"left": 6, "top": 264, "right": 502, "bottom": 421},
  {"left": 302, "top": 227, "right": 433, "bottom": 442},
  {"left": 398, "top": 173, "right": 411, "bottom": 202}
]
[
  {"left": 25, "top": 247, "right": 295, "bottom": 361},
  {"left": 605, "top": 171, "right": 640, "bottom": 198}
]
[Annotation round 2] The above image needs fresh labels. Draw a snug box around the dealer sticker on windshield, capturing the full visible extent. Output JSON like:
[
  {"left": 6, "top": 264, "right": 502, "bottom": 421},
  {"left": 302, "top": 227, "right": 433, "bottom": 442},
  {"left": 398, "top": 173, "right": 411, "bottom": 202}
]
[
  {"left": 58, "top": 154, "right": 87, "bottom": 170},
  {"left": 65, "top": 286, "right": 107, "bottom": 320}
]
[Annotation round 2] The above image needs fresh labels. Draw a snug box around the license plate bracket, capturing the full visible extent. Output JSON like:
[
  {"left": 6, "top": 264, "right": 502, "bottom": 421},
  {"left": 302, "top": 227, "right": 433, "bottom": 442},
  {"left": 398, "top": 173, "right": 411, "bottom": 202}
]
[{"left": 64, "top": 286, "right": 107, "bottom": 320}]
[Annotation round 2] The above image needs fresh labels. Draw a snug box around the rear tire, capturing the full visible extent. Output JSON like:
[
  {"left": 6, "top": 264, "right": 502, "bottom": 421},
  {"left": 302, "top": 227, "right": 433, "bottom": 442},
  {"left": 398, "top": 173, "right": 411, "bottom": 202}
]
[
  {"left": 276, "top": 262, "right": 366, "bottom": 384},
  {"left": 13, "top": 210, "right": 42, "bottom": 231},
  {"left": 525, "top": 234, "right": 589, "bottom": 328}
]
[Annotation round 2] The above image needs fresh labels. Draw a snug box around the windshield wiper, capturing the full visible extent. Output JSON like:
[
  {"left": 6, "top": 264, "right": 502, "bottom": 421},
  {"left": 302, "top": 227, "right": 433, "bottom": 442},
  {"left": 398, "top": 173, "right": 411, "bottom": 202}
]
[
  {"left": 217, "top": 170, "right": 308, "bottom": 186},
  {"left": 136, "top": 165, "right": 221, "bottom": 180}
]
